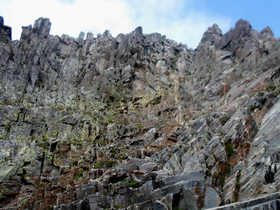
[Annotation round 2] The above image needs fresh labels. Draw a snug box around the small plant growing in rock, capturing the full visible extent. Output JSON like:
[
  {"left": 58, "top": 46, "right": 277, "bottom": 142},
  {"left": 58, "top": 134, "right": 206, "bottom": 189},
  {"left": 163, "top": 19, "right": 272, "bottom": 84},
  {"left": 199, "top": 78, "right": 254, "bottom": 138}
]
[
  {"left": 40, "top": 116, "right": 46, "bottom": 122},
  {"left": 54, "top": 105, "right": 64, "bottom": 110},
  {"left": 110, "top": 176, "right": 126, "bottom": 184},
  {"left": 206, "top": 170, "right": 212, "bottom": 176},
  {"left": 225, "top": 166, "right": 231, "bottom": 175},
  {"left": 184, "top": 146, "right": 190, "bottom": 153},
  {"left": 98, "top": 140, "right": 106, "bottom": 146},
  {"left": 49, "top": 202, "right": 56, "bottom": 210},
  {"left": 220, "top": 115, "right": 229, "bottom": 126},
  {"left": 249, "top": 105, "right": 257, "bottom": 112},
  {"left": 225, "top": 142, "right": 234, "bottom": 157},
  {"left": 154, "top": 57, "right": 158, "bottom": 64},
  {"left": 174, "top": 206, "right": 183, "bottom": 210},
  {"left": 138, "top": 124, "right": 143, "bottom": 129},
  {"left": 126, "top": 181, "right": 140, "bottom": 188},
  {"left": 94, "top": 159, "right": 115, "bottom": 169},
  {"left": 42, "top": 134, "right": 50, "bottom": 141},
  {"left": 114, "top": 205, "right": 121, "bottom": 209},
  {"left": 266, "top": 85, "right": 276, "bottom": 91},
  {"left": 37, "top": 141, "right": 49, "bottom": 149},
  {"left": 4, "top": 124, "right": 11, "bottom": 132},
  {"left": 168, "top": 153, "right": 172, "bottom": 158},
  {"left": 218, "top": 131, "right": 226, "bottom": 136},
  {"left": 73, "top": 171, "right": 85, "bottom": 180},
  {"left": 22, "top": 199, "right": 28, "bottom": 208},
  {"left": 1, "top": 99, "right": 10, "bottom": 105},
  {"left": 236, "top": 176, "right": 241, "bottom": 190}
]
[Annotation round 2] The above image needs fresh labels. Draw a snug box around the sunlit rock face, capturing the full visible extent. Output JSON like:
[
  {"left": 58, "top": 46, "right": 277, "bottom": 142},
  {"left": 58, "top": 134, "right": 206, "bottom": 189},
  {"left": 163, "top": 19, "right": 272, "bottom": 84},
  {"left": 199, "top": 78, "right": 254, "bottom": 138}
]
[{"left": 0, "top": 16, "right": 280, "bottom": 210}]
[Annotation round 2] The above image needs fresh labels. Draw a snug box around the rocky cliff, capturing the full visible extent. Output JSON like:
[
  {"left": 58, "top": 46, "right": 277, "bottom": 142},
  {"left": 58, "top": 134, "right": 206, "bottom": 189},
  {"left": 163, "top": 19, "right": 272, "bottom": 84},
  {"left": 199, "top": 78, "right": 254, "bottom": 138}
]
[{"left": 0, "top": 16, "right": 280, "bottom": 210}]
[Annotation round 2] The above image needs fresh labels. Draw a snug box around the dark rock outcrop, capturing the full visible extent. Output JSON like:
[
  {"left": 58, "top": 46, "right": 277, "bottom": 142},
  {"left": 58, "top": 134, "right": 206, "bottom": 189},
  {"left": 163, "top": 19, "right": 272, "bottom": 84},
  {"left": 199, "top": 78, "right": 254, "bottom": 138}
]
[{"left": 0, "top": 16, "right": 11, "bottom": 42}]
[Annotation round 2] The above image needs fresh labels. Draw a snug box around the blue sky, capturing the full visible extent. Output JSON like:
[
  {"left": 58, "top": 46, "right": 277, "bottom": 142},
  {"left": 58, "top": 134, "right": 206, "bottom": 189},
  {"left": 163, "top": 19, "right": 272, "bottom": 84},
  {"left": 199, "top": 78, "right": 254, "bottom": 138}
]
[{"left": 0, "top": 0, "right": 279, "bottom": 49}]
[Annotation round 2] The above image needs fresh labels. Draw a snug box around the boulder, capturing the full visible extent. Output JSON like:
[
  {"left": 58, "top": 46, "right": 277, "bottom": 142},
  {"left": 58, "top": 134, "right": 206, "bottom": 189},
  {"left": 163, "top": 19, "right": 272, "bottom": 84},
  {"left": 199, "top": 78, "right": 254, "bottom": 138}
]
[
  {"left": 138, "top": 162, "right": 158, "bottom": 173},
  {"left": 204, "top": 187, "right": 221, "bottom": 208}
]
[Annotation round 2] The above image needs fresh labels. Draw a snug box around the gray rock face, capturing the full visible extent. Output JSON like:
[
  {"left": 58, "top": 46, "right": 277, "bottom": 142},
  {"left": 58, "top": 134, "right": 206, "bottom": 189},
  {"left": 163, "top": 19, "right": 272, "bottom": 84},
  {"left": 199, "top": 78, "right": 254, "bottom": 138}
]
[
  {"left": 207, "top": 192, "right": 280, "bottom": 210},
  {"left": 0, "top": 16, "right": 280, "bottom": 210},
  {"left": 204, "top": 187, "right": 221, "bottom": 209},
  {"left": 201, "top": 24, "right": 223, "bottom": 46}
]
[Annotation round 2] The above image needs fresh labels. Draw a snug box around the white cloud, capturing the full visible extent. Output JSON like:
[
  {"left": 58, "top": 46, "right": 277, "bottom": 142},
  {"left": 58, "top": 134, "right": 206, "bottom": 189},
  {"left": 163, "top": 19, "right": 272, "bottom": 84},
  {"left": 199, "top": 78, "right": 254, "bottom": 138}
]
[
  {"left": 0, "top": 0, "right": 133, "bottom": 40},
  {"left": 124, "top": 0, "right": 232, "bottom": 48},
  {"left": 0, "top": 0, "right": 232, "bottom": 48}
]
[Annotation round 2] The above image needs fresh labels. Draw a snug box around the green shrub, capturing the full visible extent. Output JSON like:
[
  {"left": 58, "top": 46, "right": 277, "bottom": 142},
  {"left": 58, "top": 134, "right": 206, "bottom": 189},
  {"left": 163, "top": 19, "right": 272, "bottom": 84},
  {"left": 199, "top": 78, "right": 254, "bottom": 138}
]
[
  {"left": 184, "top": 146, "right": 190, "bottom": 153},
  {"left": 54, "top": 105, "right": 65, "bottom": 110},
  {"left": 42, "top": 134, "right": 50, "bottom": 141},
  {"left": 126, "top": 181, "right": 140, "bottom": 188},
  {"left": 221, "top": 115, "right": 229, "bottom": 126},
  {"left": 218, "top": 131, "right": 226, "bottom": 136},
  {"left": 221, "top": 174, "right": 226, "bottom": 187},
  {"left": 73, "top": 170, "right": 87, "bottom": 180},
  {"left": 249, "top": 105, "right": 256, "bottom": 112},
  {"left": 1, "top": 99, "right": 10, "bottom": 105},
  {"left": 98, "top": 140, "right": 106, "bottom": 146},
  {"left": 4, "top": 124, "right": 11, "bottom": 132},
  {"left": 225, "top": 166, "right": 231, "bottom": 174},
  {"left": 22, "top": 199, "right": 28, "bottom": 208},
  {"left": 206, "top": 170, "right": 212, "bottom": 176},
  {"left": 37, "top": 141, "right": 49, "bottom": 148},
  {"left": 49, "top": 203, "right": 56, "bottom": 210},
  {"left": 138, "top": 124, "right": 143, "bottom": 129},
  {"left": 225, "top": 142, "right": 234, "bottom": 157},
  {"left": 236, "top": 178, "right": 241, "bottom": 189},
  {"left": 154, "top": 58, "right": 158, "bottom": 64},
  {"left": 266, "top": 85, "right": 276, "bottom": 91},
  {"left": 40, "top": 116, "right": 46, "bottom": 122},
  {"left": 94, "top": 159, "right": 115, "bottom": 169},
  {"left": 110, "top": 176, "right": 126, "bottom": 184}
]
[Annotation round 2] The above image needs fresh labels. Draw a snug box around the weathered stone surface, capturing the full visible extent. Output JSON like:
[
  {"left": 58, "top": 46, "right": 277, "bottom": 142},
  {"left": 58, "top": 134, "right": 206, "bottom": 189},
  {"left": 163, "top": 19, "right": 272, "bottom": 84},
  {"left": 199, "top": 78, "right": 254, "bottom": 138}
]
[
  {"left": 161, "top": 171, "right": 204, "bottom": 187},
  {"left": 0, "top": 16, "right": 280, "bottom": 210},
  {"left": 138, "top": 162, "right": 158, "bottom": 173},
  {"left": 204, "top": 187, "right": 221, "bottom": 208},
  {"left": 207, "top": 192, "right": 280, "bottom": 210},
  {"left": 201, "top": 24, "right": 223, "bottom": 46}
]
